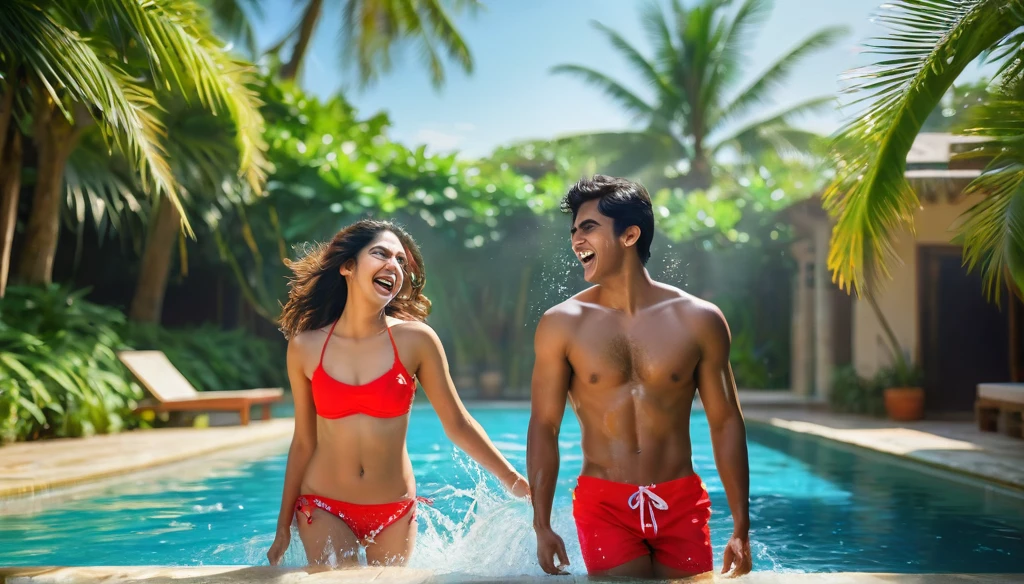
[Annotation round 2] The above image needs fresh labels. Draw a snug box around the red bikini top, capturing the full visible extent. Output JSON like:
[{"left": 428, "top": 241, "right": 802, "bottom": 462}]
[{"left": 311, "top": 320, "right": 415, "bottom": 419}]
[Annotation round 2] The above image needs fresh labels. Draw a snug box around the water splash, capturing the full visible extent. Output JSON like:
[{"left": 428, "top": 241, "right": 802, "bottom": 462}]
[{"left": 407, "top": 455, "right": 584, "bottom": 577}]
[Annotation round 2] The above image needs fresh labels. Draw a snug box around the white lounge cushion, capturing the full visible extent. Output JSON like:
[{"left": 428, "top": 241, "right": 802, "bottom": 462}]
[{"left": 978, "top": 383, "right": 1024, "bottom": 404}]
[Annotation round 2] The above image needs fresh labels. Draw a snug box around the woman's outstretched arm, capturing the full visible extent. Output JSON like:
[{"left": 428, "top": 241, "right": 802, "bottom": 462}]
[{"left": 410, "top": 322, "right": 530, "bottom": 498}]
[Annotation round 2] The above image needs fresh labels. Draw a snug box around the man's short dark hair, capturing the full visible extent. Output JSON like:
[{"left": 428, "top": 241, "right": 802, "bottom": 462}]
[{"left": 561, "top": 174, "right": 655, "bottom": 265}]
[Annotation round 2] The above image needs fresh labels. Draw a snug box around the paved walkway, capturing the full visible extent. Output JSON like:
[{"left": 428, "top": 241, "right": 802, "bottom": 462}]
[
  {"left": 743, "top": 407, "right": 1024, "bottom": 490},
  {"left": 0, "top": 419, "right": 292, "bottom": 498},
  {"left": 0, "top": 566, "right": 1018, "bottom": 583}
]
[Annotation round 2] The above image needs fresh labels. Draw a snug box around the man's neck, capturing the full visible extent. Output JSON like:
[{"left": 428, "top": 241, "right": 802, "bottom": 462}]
[{"left": 594, "top": 260, "right": 657, "bottom": 316}]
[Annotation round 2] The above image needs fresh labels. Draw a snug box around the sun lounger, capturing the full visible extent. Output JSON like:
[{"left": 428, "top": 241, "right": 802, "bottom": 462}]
[
  {"left": 976, "top": 383, "right": 1024, "bottom": 439},
  {"left": 117, "top": 350, "right": 284, "bottom": 426}
]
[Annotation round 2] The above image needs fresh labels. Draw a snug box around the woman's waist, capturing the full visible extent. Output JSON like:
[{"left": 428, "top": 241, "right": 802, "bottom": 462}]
[{"left": 302, "top": 451, "right": 415, "bottom": 503}]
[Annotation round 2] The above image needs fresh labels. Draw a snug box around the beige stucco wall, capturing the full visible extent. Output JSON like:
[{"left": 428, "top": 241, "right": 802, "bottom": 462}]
[{"left": 851, "top": 194, "right": 983, "bottom": 378}]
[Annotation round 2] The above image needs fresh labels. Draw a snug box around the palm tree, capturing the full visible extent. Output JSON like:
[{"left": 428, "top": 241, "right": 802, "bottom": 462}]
[
  {"left": 0, "top": 0, "right": 268, "bottom": 293},
  {"left": 66, "top": 94, "right": 253, "bottom": 323},
  {"left": 551, "top": 0, "right": 846, "bottom": 191},
  {"left": 274, "top": 0, "right": 481, "bottom": 88},
  {"left": 823, "top": 0, "right": 1024, "bottom": 308}
]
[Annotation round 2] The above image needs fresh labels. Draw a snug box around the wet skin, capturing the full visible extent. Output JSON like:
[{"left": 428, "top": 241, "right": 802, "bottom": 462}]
[{"left": 528, "top": 199, "right": 751, "bottom": 580}]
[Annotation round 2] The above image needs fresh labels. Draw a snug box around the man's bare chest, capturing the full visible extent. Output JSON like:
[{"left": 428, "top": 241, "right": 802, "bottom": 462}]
[{"left": 567, "top": 318, "right": 700, "bottom": 388}]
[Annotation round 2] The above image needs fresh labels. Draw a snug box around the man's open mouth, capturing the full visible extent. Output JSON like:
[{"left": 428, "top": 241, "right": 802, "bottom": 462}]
[{"left": 577, "top": 250, "right": 595, "bottom": 265}]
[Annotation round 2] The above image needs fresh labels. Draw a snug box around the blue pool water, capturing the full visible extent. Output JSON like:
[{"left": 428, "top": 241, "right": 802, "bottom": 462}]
[{"left": 1, "top": 405, "right": 1022, "bottom": 576}]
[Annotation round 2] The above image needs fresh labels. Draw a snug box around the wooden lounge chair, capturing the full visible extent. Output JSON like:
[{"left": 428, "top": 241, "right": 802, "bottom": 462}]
[
  {"left": 117, "top": 350, "right": 284, "bottom": 426},
  {"left": 976, "top": 383, "right": 1024, "bottom": 439}
]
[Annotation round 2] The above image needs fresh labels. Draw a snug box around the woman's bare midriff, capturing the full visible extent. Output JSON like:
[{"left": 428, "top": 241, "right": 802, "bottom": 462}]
[{"left": 300, "top": 415, "right": 417, "bottom": 504}]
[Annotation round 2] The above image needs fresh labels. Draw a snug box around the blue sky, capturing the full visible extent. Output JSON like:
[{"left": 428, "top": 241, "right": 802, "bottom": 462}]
[{"left": 251, "top": 0, "right": 988, "bottom": 158}]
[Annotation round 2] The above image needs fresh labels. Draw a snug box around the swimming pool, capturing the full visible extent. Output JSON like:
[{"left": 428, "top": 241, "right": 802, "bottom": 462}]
[{"left": 0, "top": 405, "right": 1022, "bottom": 576}]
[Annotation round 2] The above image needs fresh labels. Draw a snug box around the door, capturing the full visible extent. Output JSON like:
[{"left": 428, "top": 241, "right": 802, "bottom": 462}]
[{"left": 919, "top": 246, "right": 1011, "bottom": 412}]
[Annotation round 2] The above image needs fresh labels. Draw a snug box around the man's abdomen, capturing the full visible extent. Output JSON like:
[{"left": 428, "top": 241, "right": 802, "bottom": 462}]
[{"left": 575, "top": 398, "right": 695, "bottom": 485}]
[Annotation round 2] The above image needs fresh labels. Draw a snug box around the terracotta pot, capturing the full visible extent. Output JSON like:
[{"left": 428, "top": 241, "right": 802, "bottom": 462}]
[{"left": 884, "top": 386, "right": 925, "bottom": 421}]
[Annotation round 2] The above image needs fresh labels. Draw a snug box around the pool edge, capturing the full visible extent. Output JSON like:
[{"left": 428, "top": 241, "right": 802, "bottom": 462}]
[
  {"left": 744, "top": 415, "right": 1024, "bottom": 494},
  {"left": 1, "top": 566, "right": 1021, "bottom": 583}
]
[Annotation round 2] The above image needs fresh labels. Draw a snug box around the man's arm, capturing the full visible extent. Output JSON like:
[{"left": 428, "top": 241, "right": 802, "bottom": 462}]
[
  {"left": 693, "top": 303, "right": 751, "bottom": 576},
  {"left": 526, "top": 310, "right": 572, "bottom": 575}
]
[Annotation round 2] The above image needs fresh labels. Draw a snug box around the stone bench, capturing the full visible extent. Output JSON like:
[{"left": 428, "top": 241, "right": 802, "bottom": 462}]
[{"left": 976, "top": 383, "right": 1024, "bottom": 438}]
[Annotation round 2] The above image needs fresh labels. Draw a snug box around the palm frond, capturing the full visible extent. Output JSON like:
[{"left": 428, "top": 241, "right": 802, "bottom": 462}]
[
  {"left": 0, "top": 0, "right": 180, "bottom": 226},
  {"left": 822, "top": 0, "right": 1022, "bottom": 295},
  {"left": 551, "top": 130, "right": 684, "bottom": 177},
  {"left": 639, "top": 0, "right": 678, "bottom": 76},
  {"left": 955, "top": 162, "right": 1024, "bottom": 304},
  {"left": 717, "top": 26, "right": 847, "bottom": 128},
  {"left": 592, "top": 21, "right": 676, "bottom": 104},
  {"left": 713, "top": 0, "right": 771, "bottom": 94},
  {"left": 93, "top": 0, "right": 269, "bottom": 195},
  {"left": 63, "top": 129, "right": 147, "bottom": 245},
  {"left": 550, "top": 64, "right": 658, "bottom": 121},
  {"left": 954, "top": 93, "right": 1024, "bottom": 302},
  {"left": 711, "top": 95, "right": 834, "bottom": 153},
  {"left": 341, "top": 0, "right": 477, "bottom": 90}
]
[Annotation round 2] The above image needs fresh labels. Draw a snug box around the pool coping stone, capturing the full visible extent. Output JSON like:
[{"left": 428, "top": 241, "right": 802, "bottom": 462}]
[{"left": 1, "top": 566, "right": 1021, "bottom": 583}]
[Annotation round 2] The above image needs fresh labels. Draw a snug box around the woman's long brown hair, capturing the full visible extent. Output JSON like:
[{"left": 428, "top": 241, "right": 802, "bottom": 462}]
[{"left": 278, "top": 219, "right": 431, "bottom": 339}]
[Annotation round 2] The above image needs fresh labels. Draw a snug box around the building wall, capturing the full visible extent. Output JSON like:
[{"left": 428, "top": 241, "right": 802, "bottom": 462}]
[{"left": 851, "top": 194, "right": 983, "bottom": 378}]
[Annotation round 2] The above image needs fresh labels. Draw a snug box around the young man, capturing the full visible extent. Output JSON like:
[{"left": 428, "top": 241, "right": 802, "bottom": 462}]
[{"left": 526, "top": 175, "right": 751, "bottom": 580}]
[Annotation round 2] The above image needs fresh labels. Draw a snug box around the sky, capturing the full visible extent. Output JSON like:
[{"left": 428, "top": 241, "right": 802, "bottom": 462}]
[{"left": 250, "top": 0, "right": 990, "bottom": 158}]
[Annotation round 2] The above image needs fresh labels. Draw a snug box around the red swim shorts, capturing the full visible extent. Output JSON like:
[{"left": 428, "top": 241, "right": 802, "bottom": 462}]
[{"left": 571, "top": 474, "right": 713, "bottom": 574}]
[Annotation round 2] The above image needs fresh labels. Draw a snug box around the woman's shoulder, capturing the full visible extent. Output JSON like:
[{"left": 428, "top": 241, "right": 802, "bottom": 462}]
[
  {"left": 387, "top": 316, "right": 434, "bottom": 337},
  {"left": 288, "top": 327, "right": 328, "bottom": 353},
  {"left": 387, "top": 317, "right": 441, "bottom": 350}
]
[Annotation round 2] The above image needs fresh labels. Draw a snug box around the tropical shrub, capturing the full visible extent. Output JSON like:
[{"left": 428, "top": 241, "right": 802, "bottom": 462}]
[
  {"left": 0, "top": 286, "right": 287, "bottom": 443},
  {"left": 828, "top": 365, "right": 885, "bottom": 417},
  {"left": 0, "top": 286, "right": 142, "bottom": 442}
]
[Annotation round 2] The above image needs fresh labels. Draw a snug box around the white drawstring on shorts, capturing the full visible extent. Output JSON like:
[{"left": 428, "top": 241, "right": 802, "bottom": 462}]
[{"left": 627, "top": 485, "right": 669, "bottom": 536}]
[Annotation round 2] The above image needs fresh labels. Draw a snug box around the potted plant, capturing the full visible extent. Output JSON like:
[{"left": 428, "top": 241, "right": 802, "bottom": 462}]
[
  {"left": 876, "top": 356, "right": 925, "bottom": 421},
  {"left": 860, "top": 284, "right": 926, "bottom": 421}
]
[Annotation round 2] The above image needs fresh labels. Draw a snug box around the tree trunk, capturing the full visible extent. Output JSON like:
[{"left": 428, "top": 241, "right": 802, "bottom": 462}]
[
  {"left": 0, "top": 78, "right": 14, "bottom": 167},
  {"left": 0, "top": 131, "right": 22, "bottom": 298},
  {"left": 15, "top": 99, "right": 78, "bottom": 286},
  {"left": 685, "top": 150, "right": 712, "bottom": 191},
  {"left": 279, "top": 0, "right": 325, "bottom": 81},
  {"left": 129, "top": 195, "right": 182, "bottom": 323}
]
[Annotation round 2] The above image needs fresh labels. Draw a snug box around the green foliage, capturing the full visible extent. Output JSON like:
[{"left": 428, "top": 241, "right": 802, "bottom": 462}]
[
  {"left": 873, "top": 358, "right": 924, "bottom": 390},
  {"left": 0, "top": 286, "right": 287, "bottom": 443},
  {"left": 210, "top": 77, "right": 563, "bottom": 321},
  {"left": 0, "top": 286, "right": 143, "bottom": 443},
  {"left": 828, "top": 365, "right": 885, "bottom": 417},
  {"left": 654, "top": 155, "right": 826, "bottom": 244}
]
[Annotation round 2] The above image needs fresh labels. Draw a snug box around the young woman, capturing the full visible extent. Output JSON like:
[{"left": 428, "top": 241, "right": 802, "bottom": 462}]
[{"left": 267, "top": 219, "right": 529, "bottom": 568}]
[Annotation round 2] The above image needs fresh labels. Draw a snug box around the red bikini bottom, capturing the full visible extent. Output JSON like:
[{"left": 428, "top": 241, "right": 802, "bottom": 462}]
[{"left": 295, "top": 494, "right": 432, "bottom": 542}]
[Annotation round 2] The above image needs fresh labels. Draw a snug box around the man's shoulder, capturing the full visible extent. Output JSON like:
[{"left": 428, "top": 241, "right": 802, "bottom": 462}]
[
  {"left": 542, "top": 287, "right": 600, "bottom": 320},
  {"left": 652, "top": 285, "right": 727, "bottom": 327},
  {"left": 536, "top": 292, "right": 594, "bottom": 339}
]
